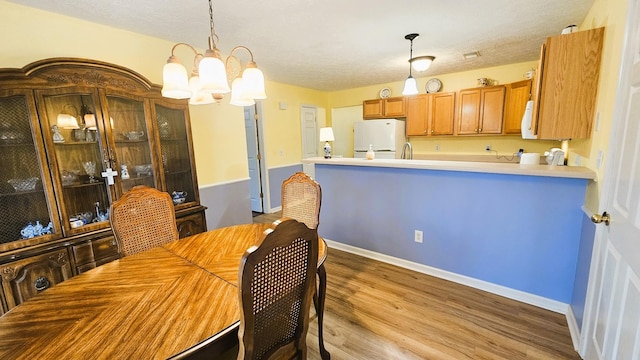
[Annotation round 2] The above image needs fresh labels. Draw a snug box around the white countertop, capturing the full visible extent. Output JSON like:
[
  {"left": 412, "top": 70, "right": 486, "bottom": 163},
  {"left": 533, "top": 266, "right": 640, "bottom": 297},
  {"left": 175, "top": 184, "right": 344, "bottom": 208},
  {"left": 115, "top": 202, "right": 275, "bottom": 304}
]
[{"left": 303, "top": 157, "right": 596, "bottom": 180}]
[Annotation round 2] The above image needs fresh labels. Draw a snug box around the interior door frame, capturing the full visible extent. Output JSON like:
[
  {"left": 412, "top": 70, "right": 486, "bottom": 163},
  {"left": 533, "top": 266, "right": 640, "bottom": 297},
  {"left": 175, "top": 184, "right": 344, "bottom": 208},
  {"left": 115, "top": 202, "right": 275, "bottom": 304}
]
[
  {"left": 244, "top": 102, "right": 270, "bottom": 213},
  {"left": 580, "top": 0, "right": 640, "bottom": 357}
]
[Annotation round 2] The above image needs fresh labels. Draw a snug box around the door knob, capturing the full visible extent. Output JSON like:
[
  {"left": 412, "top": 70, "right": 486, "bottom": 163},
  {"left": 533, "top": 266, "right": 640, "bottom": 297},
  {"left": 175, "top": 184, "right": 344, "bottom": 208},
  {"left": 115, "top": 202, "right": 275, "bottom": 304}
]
[{"left": 591, "top": 211, "right": 610, "bottom": 226}]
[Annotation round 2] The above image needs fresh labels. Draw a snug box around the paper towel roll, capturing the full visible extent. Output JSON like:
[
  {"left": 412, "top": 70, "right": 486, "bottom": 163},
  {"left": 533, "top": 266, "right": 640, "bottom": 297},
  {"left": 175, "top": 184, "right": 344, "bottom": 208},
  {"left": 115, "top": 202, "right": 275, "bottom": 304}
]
[{"left": 520, "top": 153, "right": 540, "bottom": 165}]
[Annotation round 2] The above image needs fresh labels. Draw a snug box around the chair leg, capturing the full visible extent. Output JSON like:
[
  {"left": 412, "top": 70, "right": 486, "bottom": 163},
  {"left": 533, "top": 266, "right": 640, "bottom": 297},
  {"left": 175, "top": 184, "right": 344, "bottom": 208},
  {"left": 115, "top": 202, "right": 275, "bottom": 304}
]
[{"left": 314, "top": 264, "right": 330, "bottom": 360}]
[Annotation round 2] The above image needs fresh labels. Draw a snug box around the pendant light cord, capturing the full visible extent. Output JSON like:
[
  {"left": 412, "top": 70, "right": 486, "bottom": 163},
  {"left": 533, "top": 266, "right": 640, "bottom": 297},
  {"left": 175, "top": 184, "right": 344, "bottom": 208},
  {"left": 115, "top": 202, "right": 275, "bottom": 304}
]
[{"left": 408, "top": 38, "right": 413, "bottom": 76}]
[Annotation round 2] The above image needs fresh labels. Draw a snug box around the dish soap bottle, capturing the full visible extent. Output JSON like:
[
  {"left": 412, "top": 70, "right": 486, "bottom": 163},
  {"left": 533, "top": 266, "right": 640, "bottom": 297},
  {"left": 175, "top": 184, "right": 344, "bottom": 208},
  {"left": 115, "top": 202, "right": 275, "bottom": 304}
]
[{"left": 366, "top": 144, "right": 375, "bottom": 160}]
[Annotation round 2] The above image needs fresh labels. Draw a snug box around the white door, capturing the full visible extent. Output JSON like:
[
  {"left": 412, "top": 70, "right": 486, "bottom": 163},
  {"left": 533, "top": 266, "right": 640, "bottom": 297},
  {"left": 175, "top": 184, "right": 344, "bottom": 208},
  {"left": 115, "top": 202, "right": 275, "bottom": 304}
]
[
  {"left": 301, "top": 106, "right": 319, "bottom": 178},
  {"left": 244, "top": 104, "right": 265, "bottom": 213},
  {"left": 582, "top": 1, "right": 640, "bottom": 358},
  {"left": 301, "top": 106, "right": 318, "bottom": 159}
]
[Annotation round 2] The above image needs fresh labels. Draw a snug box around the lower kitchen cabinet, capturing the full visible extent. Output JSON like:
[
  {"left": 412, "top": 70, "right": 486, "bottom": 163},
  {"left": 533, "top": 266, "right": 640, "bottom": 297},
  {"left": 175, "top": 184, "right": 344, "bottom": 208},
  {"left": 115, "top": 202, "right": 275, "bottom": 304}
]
[{"left": 0, "top": 248, "right": 72, "bottom": 310}]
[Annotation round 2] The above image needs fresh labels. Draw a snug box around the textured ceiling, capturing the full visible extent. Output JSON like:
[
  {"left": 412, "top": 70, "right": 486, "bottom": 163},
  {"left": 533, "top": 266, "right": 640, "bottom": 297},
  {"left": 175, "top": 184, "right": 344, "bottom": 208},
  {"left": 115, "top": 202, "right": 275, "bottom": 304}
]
[{"left": 7, "top": 0, "right": 595, "bottom": 91}]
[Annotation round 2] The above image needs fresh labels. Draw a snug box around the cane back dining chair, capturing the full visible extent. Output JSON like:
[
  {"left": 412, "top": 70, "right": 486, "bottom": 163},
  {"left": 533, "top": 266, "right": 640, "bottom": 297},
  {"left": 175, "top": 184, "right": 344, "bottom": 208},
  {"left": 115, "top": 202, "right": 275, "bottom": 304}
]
[
  {"left": 110, "top": 185, "right": 179, "bottom": 257},
  {"left": 281, "top": 172, "right": 321, "bottom": 230},
  {"left": 280, "top": 172, "right": 331, "bottom": 360},
  {"left": 237, "top": 218, "right": 319, "bottom": 360}
]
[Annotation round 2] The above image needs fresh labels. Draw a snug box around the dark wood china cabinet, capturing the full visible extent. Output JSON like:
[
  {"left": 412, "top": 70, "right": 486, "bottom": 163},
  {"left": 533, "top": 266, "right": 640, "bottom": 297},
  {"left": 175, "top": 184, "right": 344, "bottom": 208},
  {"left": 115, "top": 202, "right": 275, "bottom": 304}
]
[{"left": 0, "top": 58, "right": 206, "bottom": 313}]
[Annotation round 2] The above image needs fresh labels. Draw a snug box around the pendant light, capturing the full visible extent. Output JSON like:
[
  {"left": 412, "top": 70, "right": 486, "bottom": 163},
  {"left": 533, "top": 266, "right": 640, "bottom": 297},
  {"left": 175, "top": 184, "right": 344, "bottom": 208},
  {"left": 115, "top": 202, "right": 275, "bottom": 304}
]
[
  {"left": 161, "top": 0, "right": 267, "bottom": 106},
  {"left": 402, "top": 33, "right": 436, "bottom": 95},
  {"left": 402, "top": 33, "right": 419, "bottom": 95}
]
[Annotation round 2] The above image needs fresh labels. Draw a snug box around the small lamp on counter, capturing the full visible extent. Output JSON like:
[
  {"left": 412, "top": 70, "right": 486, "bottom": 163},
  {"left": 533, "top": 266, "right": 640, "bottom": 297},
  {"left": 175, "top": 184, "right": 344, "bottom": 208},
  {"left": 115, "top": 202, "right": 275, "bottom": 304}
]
[{"left": 319, "top": 127, "right": 335, "bottom": 159}]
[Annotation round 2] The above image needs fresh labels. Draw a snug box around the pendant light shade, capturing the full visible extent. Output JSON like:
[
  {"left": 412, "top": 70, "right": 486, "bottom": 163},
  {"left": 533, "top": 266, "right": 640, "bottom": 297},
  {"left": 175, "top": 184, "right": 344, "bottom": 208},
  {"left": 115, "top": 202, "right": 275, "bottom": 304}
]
[
  {"left": 229, "top": 77, "right": 256, "bottom": 106},
  {"left": 198, "top": 51, "right": 231, "bottom": 94},
  {"left": 402, "top": 76, "right": 419, "bottom": 95},
  {"left": 162, "top": 57, "right": 191, "bottom": 99},
  {"left": 411, "top": 55, "right": 435, "bottom": 72},
  {"left": 161, "top": 0, "right": 266, "bottom": 106},
  {"left": 188, "top": 75, "right": 215, "bottom": 105},
  {"left": 241, "top": 62, "right": 267, "bottom": 100}
]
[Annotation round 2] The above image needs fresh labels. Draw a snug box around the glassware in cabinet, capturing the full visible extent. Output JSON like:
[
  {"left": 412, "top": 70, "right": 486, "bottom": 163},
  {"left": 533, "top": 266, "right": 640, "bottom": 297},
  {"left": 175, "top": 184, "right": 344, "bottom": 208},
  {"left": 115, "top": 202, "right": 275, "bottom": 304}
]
[
  {"left": 106, "top": 94, "right": 157, "bottom": 193},
  {"left": 154, "top": 103, "right": 197, "bottom": 206},
  {"left": 0, "top": 89, "right": 61, "bottom": 250},
  {"left": 36, "top": 90, "right": 112, "bottom": 235}
]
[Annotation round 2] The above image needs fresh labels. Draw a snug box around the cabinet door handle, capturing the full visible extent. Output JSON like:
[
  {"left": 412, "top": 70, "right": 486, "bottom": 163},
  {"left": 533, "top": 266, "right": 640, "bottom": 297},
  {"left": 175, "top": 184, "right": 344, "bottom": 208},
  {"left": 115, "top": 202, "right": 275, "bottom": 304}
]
[
  {"left": 479, "top": 128, "right": 483, "bottom": 132},
  {"left": 34, "top": 276, "right": 51, "bottom": 291}
]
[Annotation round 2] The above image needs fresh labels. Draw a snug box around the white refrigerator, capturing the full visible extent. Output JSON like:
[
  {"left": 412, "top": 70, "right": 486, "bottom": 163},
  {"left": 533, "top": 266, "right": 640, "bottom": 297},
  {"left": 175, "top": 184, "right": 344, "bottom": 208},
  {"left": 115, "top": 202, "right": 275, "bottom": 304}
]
[{"left": 353, "top": 119, "right": 406, "bottom": 159}]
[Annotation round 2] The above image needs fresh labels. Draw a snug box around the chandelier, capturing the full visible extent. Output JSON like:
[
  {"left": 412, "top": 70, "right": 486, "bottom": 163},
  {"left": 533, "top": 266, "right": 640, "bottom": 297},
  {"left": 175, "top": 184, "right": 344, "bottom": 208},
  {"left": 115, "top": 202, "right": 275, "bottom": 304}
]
[
  {"left": 161, "top": 0, "right": 267, "bottom": 106},
  {"left": 402, "top": 33, "right": 435, "bottom": 96}
]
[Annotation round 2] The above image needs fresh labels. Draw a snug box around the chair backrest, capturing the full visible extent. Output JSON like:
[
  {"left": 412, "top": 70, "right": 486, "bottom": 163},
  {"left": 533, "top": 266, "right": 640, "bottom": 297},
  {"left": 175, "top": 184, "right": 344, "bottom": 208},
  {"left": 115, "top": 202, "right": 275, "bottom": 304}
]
[
  {"left": 237, "top": 218, "right": 319, "bottom": 360},
  {"left": 281, "top": 172, "right": 321, "bottom": 230},
  {"left": 110, "top": 185, "right": 179, "bottom": 257}
]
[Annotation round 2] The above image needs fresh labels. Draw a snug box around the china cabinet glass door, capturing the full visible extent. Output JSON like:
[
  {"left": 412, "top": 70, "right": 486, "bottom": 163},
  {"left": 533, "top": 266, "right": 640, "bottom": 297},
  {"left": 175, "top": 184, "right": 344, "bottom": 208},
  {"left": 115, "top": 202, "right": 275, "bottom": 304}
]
[
  {"left": 154, "top": 103, "right": 196, "bottom": 206},
  {"left": 0, "top": 90, "right": 60, "bottom": 249},
  {"left": 104, "top": 93, "right": 157, "bottom": 194},
  {"left": 36, "top": 89, "right": 112, "bottom": 235}
]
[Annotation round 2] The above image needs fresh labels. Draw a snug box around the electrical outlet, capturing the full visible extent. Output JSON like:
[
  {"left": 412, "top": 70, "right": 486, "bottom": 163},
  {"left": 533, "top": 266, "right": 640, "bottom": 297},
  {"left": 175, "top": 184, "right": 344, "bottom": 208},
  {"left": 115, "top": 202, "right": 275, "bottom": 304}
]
[
  {"left": 414, "top": 230, "right": 423, "bottom": 243},
  {"left": 435, "top": 144, "right": 440, "bottom": 151},
  {"left": 485, "top": 144, "right": 491, "bottom": 152}
]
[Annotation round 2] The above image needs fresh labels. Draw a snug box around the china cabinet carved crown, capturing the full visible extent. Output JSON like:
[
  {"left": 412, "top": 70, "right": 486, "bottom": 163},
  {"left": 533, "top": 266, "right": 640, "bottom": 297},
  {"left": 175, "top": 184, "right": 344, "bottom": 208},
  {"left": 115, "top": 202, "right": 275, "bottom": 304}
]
[{"left": 0, "top": 58, "right": 206, "bottom": 313}]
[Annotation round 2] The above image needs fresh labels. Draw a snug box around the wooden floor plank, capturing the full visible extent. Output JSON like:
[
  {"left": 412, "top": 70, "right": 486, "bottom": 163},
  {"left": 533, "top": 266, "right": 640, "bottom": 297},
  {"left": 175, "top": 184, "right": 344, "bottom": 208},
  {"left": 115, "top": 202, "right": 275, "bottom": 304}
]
[{"left": 293, "top": 239, "right": 581, "bottom": 360}]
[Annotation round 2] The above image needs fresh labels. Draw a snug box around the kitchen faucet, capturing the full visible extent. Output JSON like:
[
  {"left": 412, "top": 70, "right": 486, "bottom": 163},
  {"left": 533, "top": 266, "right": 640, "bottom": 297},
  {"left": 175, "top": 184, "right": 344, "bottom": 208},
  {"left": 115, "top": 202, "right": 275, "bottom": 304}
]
[{"left": 401, "top": 142, "right": 413, "bottom": 160}]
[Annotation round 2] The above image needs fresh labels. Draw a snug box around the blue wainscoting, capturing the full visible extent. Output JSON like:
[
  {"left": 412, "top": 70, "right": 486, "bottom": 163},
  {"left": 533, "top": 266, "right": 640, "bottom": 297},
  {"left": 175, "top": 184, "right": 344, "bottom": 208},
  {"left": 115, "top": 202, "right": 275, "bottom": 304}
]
[
  {"left": 199, "top": 178, "right": 253, "bottom": 229},
  {"left": 268, "top": 164, "right": 303, "bottom": 210},
  {"left": 315, "top": 164, "right": 588, "bottom": 305},
  {"left": 570, "top": 212, "right": 597, "bottom": 330}
]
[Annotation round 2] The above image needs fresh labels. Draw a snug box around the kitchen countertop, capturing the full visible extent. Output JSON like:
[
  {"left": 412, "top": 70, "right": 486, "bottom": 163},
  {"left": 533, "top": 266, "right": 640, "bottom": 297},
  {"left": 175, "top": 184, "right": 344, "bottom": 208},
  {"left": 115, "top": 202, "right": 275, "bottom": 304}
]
[{"left": 303, "top": 157, "right": 596, "bottom": 180}]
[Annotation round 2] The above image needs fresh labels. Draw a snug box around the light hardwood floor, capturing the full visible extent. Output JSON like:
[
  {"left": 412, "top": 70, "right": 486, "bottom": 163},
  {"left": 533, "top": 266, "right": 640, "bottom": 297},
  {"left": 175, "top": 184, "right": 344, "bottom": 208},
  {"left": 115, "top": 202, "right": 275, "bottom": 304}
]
[{"left": 253, "top": 212, "right": 580, "bottom": 360}]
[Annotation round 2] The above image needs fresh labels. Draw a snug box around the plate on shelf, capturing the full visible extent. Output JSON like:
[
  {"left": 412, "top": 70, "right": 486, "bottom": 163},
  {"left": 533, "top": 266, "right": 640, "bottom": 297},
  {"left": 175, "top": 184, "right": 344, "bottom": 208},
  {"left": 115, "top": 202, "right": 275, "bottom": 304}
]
[
  {"left": 425, "top": 78, "right": 442, "bottom": 93},
  {"left": 379, "top": 87, "right": 391, "bottom": 98}
]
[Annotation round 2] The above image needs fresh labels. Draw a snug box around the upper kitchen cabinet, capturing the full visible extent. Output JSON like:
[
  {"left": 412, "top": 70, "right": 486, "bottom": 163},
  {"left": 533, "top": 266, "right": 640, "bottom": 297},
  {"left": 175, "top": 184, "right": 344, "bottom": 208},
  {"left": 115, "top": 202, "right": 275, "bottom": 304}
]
[
  {"left": 533, "top": 27, "right": 604, "bottom": 140},
  {"left": 456, "top": 85, "right": 505, "bottom": 135},
  {"left": 406, "top": 92, "right": 456, "bottom": 136},
  {"left": 363, "top": 97, "right": 406, "bottom": 119},
  {"left": 503, "top": 79, "right": 532, "bottom": 134}
]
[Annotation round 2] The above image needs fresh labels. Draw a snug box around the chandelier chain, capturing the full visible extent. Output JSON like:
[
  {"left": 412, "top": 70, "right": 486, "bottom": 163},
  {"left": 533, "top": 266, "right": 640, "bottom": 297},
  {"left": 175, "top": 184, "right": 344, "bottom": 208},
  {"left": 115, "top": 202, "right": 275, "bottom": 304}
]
[{"left": 208, "top": 0, "right": 218, "bottom": 47}]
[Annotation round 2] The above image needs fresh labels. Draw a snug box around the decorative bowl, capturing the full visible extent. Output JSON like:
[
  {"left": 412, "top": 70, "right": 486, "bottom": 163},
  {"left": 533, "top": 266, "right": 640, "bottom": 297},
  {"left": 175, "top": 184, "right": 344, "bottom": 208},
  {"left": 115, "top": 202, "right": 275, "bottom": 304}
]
[
  {"left": 8, "top": 177, "right": 39, "bottom": 192},
  {"left": 61, "top": 170, "right": 80, "bottom": 186},
  {"left": 134, "top": 164, "right": 152, "bottom": 176},
  {"left": 171, "top": 191, "right": 187, "bottom": 205}
]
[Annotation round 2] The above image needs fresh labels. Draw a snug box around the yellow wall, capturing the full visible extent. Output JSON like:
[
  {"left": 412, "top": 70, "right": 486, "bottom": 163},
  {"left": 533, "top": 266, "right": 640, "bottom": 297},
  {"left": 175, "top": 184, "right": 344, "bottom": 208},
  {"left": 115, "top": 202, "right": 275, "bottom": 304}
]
[
  {"left": 0, "top": 0, "right": 327, "bottom": 185},
  {"left": 0, "top": 0, "right": 628, "bottom": 209},
  {"left": 260, "top": 82, "right": 328, "bottom": 167},
  {"left": 575, "top": 0, "right": 628, "bottom": 210}
]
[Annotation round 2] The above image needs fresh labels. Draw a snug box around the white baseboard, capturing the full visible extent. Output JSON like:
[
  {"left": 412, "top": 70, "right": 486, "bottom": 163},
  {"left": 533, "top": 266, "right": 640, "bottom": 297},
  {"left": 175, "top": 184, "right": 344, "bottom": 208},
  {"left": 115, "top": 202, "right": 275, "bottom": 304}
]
[
  {"left": 566, "top": 306, "right": 582, "bottom": 353},
  {"left": 324, "top": 239, "right": 570, "bottom": 314}
]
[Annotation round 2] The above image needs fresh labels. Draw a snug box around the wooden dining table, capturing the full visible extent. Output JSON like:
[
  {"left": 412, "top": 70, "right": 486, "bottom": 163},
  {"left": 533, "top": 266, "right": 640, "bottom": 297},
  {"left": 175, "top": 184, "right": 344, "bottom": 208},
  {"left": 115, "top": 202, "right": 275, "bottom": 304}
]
[{"left": 0, "top": 223, "right": 329, "bottom": 359}]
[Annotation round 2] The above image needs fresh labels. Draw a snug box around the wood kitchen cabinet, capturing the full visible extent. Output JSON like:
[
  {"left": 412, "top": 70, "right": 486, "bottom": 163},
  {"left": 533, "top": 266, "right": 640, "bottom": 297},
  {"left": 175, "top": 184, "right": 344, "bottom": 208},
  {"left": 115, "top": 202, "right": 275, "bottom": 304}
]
[
  {"left": 406, "top": 92, "right": 456, "bottom": 136},
  {"left": 0, "top": 58, "right": 207, "bottom": 312},
  {"left": 503, "top": 80, "right": 532, "bottom": 134},
  {"left": 363, "top": 97, "right": 406, "bottom": 119},
  {"left": 456, "top": 85, "right": 505, "bottom": 135},
  {"left": 532, "top": 27, "right": 604, "bottom": 139}
]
